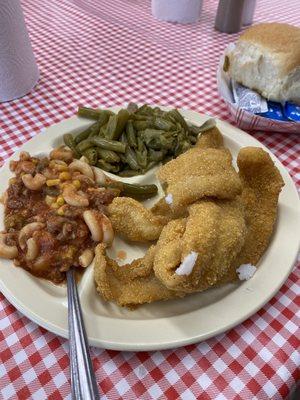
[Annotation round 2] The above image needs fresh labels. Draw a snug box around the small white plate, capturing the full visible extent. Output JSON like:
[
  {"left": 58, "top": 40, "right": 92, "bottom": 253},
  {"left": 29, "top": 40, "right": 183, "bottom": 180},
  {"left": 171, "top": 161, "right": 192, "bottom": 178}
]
[{"left": 0, "top": 108, "right": 299, "bottom": 351}]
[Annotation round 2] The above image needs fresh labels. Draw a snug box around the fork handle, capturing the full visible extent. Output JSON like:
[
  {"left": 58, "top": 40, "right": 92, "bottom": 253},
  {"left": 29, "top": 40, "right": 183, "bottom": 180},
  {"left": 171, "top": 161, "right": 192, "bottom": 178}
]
[{"left": 67, "top": 270, "right": 100, "bottom": 400}]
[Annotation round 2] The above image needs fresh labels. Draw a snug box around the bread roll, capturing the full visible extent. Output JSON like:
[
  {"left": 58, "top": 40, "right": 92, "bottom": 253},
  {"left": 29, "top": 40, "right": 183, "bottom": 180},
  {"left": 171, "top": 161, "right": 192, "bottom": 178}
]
[{"left": 225, "top": 23, "right": 300, "bottom": 103}]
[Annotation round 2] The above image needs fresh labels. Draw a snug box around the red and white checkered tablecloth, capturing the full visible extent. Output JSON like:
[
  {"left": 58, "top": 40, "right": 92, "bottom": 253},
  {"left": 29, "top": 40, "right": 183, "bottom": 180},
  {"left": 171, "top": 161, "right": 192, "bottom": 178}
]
[{"left": 0, "top": 0, "right": 299, "bottom": 398}]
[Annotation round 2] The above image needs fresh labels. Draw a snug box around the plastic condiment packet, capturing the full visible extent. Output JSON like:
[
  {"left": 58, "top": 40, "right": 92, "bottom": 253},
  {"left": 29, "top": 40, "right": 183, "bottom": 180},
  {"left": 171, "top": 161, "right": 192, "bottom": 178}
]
[
  {"left": 232, "top": 81, "right": 268, "bottom": 113},
  {"left": 284, "top": 102, "right": 300, "bottom": 122},
  {"left": 258, "top": 101, "right": 288, "bottom": 121}
]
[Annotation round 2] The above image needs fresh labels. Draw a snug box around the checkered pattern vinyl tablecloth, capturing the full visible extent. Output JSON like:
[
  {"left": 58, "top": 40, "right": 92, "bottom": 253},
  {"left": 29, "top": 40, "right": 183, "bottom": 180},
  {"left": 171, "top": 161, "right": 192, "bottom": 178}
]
[{"left": 0, "top": 0, "right": 299, "bottom": 399}]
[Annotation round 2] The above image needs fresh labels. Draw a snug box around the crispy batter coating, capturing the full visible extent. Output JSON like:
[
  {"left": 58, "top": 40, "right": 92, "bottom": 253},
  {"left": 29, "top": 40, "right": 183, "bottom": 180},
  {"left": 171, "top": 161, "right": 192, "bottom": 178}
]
[
  {"left": 108, "top": 197, "right": 167, "bottom": 242},
  {"left": 151, "top": 197, "right": 188, "bottom": 222},
  {"left": 151, "top": 127, "right": 225, "bottom": 221},
  {"left": 157, "top": 147, "right": 242, "bottom": 212},
  {"left": 220, "top": 147, "right": 284, "bottom": 283},
  {"left": 195, "top": 127, "right": 224, "bottom": 149},
  {"left": 237, "top": 147, "right": 284, "bottom": 264},
  {"left": 153, "top": 199, "right": 247, "bottom": 293},
  {"left": 94, "top": 244, "right": 183, "bottom": 308}
]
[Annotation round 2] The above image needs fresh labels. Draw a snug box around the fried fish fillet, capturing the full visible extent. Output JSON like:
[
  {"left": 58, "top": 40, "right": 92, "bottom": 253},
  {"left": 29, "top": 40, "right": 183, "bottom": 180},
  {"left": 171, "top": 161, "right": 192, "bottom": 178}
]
[
  {"left": 156, "top": 147, "right": 242, "bottom": 213},
  {"left": 153, "top": 199, "right": 247, "bottom": 293},
  {"left": 218, "top": 147, "right": 285, "bottom": 283},
  {"left": 151, "top": 126, "right": 226, "bottom": 221},
  {"left": 108, "top": 197, "right": 167, "bottom": 242},
  {"left": 94, "top": 244, "right": 184, "bottom": 308},
  {"left": 195, "top": 126, "right": 224, "bottom": 149}
]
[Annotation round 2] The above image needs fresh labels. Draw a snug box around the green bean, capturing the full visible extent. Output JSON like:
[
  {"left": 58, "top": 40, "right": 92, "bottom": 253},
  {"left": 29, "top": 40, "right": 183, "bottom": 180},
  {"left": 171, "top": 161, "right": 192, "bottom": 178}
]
[
  {"left": 188, "top": 120, "right": 216, "bottom": 137},
  {"left": 63, "top": 134, "right": 81, "bottom": 158},
  {"left": 103, "top": 182, "right": 158, "bottom": 200},
  {"left": 78, "top": 107, "right": 111, "bottom": 120},
  {"left": 97, "top": 159, "right": 115, "bottom": 172},
  {"left": 120, "top": 131, "right": 127, "bottom": 145},
  {"left": 97, "top": 148, "right": 120, "bottom": 163},
  {"left": 140, "top": 129, "right": 164, "bottom": 149},
  {"left": 90, "top": 137, "right": 126, "bottom": 153},
  {"left": 133, "top": 120, "right": 153, "bottom": 131},
  {"left": 168, "top": 109, "right": 189, "bottom": 131},
  {"left": 152, "top": 107, "right": 164, "bottom": 116},
  {"left": 127, "top": 102, "right": 138, "bottom": 114},
  {"left": 121, "top": 182, "right": 158, "bottom": 198},
  {"left": 105, "top": 109, "right": 130, "bottom": 140},
  {"left": 125, "top": 121, "right": 137, "bottom": 148},
  {"left": 89, "top": 122, "right": 101, "bottom": 137},
  {"left": 76, "top": 139, "right": 94, "bottom": 153},
  {"left": 118, "top": 169, "right": 141, "bottom": 177},
  {"left": 83, "top": 147, "right": 98, "bottom": 165},
  {"left": 99, "top": 122, "right": 108, "bottom": 137},
  {"left": 119, "top": 153, "right": 127, "bottom": 164},
  {"left": 152, "top": 117, "right": 175, "bottom": 131},
  {"left": 125, "top": 146, "right": 140, "bottom": 170},
  {"left": 136, "top": 105, "right": 153, "bottom": 115},
  {"left": 97, "top": 111, "right": 111, "bottom": 130},
  {"left": 136, "top": 138, "right": 148, "bottom": 168},
  {"left": 74, "top": 122, "right": 97, "bottom": 144},
  {"left": 165, "top": 114, "right": 177, "bottom": 124},
  {"left": 148, "top": 149, "right": 166, "bottom": 162},
  {"left": 174, "top": 140, "right": 191, "bottom": 157},
  {"left": 136, "top": 152, "right": 147, "bottom": 169},
  {"left": 131, "top": 114, "right": 153, "bottom": 121},
  {"left": 141, "top": 129, "right": 174, "bottom": 150},
  {"left": 64, "top": 104, "right": 202, "bottom": 177},
  {"left": 177, "top": 122, "right": 187, "bottom": 133}
]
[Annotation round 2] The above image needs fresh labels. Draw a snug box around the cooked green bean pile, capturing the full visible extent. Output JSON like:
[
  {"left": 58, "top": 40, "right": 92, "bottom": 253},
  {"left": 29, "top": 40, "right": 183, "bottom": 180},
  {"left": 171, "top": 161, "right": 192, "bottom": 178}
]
[{"left": 63, "top": 103, "right": 214, "bottom": 177}]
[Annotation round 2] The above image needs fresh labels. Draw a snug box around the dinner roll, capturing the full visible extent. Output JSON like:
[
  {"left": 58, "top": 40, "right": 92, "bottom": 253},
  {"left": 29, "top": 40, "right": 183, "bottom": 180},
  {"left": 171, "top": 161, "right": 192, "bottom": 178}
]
[{"left": 225, "top": 23, "right": 300, "bottom": 103}]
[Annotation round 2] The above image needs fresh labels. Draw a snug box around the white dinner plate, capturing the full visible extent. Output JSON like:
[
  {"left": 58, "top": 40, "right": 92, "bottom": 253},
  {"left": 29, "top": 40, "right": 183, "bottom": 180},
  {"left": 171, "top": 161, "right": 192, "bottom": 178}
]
[{"left": 0, "top": 108, "right": 299, "bottom": 351}]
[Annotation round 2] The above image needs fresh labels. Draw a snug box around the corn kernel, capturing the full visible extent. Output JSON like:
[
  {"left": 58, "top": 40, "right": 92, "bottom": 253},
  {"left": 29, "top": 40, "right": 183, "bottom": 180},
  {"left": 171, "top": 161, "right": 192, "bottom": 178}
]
[
  {"left": 9, "top": 178, "right": 17, "bottom": 185},
  {"left": 57, "top": 207, "right": 65, "bottom": 216},
  {"left": 59, "top": 171, "right": 71, "bottom": 181},
  {"left": 50, "top": 202, "right": 59, "bottom": 209},
  {"left": 46, "top": 179, "right": 60, "bottom": 187},
  {"left": 72, "top": 180, "right": 81, "bottom": 189},
  {"left": 56, "top": 196, "right": 65, "bottom": 206},
  {"left": 56, "top": 164, "right": 68, "bottom": 171},
  {"left": 64, "top": 245, "right": 76, "bottom": 258},
  {"left": 32, "top": 159, "right": 38, "bottom": 164},
  {"left": 49, "top": 160, "right": 68, "bottom": 171},
  {"left": 45, "top": 195, "right": 55, "bottom": 205}
]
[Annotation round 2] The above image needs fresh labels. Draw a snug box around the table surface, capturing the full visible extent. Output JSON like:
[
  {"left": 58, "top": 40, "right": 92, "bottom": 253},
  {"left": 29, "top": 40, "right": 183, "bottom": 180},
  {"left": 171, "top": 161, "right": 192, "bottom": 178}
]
[{"left": 0, "top": 0, "right": 299, "bottom": 399}]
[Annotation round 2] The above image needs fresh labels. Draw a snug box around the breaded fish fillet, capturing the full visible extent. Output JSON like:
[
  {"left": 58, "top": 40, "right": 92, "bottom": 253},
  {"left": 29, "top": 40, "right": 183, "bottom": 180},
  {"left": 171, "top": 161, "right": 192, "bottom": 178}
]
[
  {"left": 219, "top": 147, "right": 285, "bottom": 283},
  {"left": 156, "top": 147, "right": 242, "bottom": 212},
  {"left": 94, "top": 244, "right": 184, "bottom": 308},
  {"left": 108, "top": 197, "right": 167, "bottom": 242},
  {"left": 153, "top": 199, "right": 247, "bottom": 293},
  {"left": 195, "top": 126, "right": 224, "bottom": 149},
  {"left": 151, "top": 126, "right": 226, "bottom": 221}
]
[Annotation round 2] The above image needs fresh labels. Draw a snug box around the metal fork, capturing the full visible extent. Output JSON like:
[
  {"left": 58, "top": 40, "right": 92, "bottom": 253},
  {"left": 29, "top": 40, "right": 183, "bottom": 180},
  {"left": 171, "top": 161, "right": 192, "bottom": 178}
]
[{"left": 67, "top": 270, "right": 100, "bottom": 400}]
